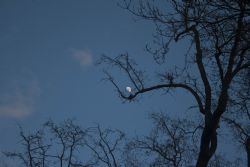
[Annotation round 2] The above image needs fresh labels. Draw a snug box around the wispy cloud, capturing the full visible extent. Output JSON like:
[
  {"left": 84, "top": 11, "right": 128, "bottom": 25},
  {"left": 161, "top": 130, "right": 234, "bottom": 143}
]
[
  {"left": 71, "top": 49, "right": 93, "bottom": 67},
  {"left": 0, "top": 79, "right": 40, "bottom": 118}
]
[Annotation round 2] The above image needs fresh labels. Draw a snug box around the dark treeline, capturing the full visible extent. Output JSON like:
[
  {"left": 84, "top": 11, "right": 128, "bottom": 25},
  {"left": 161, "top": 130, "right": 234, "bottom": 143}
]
[{"left": 2, "top": 114, "right": 243, "bottom": 167}]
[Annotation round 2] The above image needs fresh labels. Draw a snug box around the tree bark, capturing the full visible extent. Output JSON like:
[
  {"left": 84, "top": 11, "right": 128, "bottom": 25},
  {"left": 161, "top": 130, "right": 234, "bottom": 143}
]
[
  {"left": 246, "top": 138, "right": 250, "bottom": 167},
  {"left": 196, "top": 121, "right": 218, "bottom": 167},
  {"left": 196, "top": 126, "right": 211, "bottom": 167}
]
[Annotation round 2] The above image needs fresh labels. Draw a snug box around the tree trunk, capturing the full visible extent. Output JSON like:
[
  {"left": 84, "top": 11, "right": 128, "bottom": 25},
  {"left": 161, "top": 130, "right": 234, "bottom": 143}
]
[
  {"left": 196, "top": 155, "right": 210, "bottom": 167},
  {"left": 196, "top": 127, "right": 210, "bottom": 167},
  {"left": 246, "top": 138, "right": 250, "bottom": 167},
  {"left": 196, "top": 123, "right": 217, "bottom": 167},
  {"left": 196, "top": 131, "right": 211, "bottom": 167}
]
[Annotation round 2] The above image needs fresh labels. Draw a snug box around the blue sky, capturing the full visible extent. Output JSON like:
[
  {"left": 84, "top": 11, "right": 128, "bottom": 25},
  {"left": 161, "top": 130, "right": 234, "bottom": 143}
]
[
  {"left": 0, "top": 0, "right": 193, "bottom": 149},
  {"left": 0, "top": 0, "right": 242, "bottom": 166}
]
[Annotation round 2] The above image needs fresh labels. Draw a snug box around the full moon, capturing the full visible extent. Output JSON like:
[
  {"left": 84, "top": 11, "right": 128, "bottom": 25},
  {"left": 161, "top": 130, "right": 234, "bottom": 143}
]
[{"left": 126, "top": 86, "right": 132, "bottom": 93}]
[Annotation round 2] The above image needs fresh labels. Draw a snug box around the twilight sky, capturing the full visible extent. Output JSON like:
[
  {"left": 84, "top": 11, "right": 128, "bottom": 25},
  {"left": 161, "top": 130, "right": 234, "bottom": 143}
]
[{"left": 0, "top": 0, "right": 241, "bottom": 166}]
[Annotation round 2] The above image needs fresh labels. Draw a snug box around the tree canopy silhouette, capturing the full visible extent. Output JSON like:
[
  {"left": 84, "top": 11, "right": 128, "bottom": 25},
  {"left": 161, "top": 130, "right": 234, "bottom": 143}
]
[{"left": 100, "top": 0, "right": 250, "bottom": 166}]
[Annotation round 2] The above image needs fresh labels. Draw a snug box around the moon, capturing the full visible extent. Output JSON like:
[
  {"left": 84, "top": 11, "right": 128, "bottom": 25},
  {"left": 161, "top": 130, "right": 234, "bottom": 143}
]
[{"left": 126, "top": 86, "right": 132, "bottom": 93}]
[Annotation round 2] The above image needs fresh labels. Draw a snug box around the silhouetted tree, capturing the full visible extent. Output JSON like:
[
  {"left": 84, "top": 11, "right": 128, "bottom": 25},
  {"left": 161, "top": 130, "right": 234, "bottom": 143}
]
[
  {"left": 125, "top": 113, "right": 200, "bottom": 167},
  {"left": 3, "top": 121, "right": 127, "bottom": 167},
  {"left": 223, "top": 116, "right": 249, "bottom": 167},
  {"left": 3, "top": 120, "right": 95, "bottom": 167},
  {"left": 124, "top": 112, "right": 242, "bottom": 167},
  {"left": 85, "top": 125, "right": 125, "bottom": 167},
  {"left": 222, "top": 67, "right": 250, "bottom": 166},
  {"left": 4, "top": 126, "right": 48, "bottom": 167},
  {"left": 4, "top": 118, "right": 243, "bottom": 167},
  {"left": 100, "top": 0, "right": 250, "bottom": 166},
  {"left": 44, "top": 119, "right": 93, "bottom": 167}
]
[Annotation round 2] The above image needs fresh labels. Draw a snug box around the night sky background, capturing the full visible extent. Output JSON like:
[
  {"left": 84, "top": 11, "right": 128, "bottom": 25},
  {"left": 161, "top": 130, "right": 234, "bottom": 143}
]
[{"left": 0, "top": 0, "right": 244, "bottom": 166}]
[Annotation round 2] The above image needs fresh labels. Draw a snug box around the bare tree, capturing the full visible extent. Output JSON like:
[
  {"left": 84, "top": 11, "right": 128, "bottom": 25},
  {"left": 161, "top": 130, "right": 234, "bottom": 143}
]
[
  {"left": 223, "top": 117, "right": 249, "bottom": 167},
  {"left": 222, "top": 67, "right": 250, "bottom": 166},
  {"left": 124, "top": 113, "right": 201, "bottom": 167},
  {"left": 223, "top": 107, "right": 250, "bottom": 167},
  {"left": 44, "top": 119, "right": 93, "bottom": 167},
  {"left": 3, "top": 120, "right": 94, "bottom": 167},
  {"left": 100, "top": 0, "right": 250, "bottom": 166},
  {"left": 3, "top": 126, "right": 49, "bottom": 167},
  {"left": 124, "top": 113, "right": 242, "bottom": 167},
  {"left": 3, "top": 121, "right": 126, "bottom": 167},
  {"left": 85, "top": 125, "right": 125, "bottom": 167},
  {"left": 4, "top": 118, "right": 244, "bottom": 167}
]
